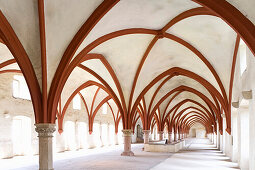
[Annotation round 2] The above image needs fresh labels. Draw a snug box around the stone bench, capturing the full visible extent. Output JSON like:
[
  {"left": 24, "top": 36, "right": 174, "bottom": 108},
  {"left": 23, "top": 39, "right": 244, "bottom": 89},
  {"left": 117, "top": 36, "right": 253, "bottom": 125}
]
[{"left": 144, "top": 140, "right": 185, "bottom": 153}]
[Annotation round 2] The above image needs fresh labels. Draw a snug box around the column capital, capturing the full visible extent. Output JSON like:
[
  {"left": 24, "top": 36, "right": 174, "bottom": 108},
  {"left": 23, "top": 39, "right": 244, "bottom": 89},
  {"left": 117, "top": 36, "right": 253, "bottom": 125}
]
[
  {"left": 35, "top": 123, "right": 56, "bottom": 137},
  {"left": 143, "top": 130, "right": 150, "bottom": 133},
  {"left": 242, "top": 90, "right": 252, "bottom": 100},
  {"left": 158, "top": 131, "right": 164, "bottom": 134},
  {"left": 122, "top": 129, "right": 133, "bottom": 136}
]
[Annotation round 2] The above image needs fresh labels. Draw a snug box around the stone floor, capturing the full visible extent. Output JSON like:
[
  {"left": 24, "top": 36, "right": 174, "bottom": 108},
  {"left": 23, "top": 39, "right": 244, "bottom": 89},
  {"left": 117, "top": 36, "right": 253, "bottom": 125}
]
[
  {"left": 152, "top": 138, "right": 239, "bottom": 170},
  {"left": 0, "top": 138, "right": 239, "bottom": 170}
]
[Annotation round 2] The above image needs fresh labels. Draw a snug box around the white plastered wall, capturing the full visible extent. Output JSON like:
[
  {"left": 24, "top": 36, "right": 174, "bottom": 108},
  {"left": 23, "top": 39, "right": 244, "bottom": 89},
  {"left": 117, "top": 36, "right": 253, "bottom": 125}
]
[
  {"left": 0, "top": 73, "right": 131, "bottom": 158},
  {"left": 230, "top": 39, "right": 255, "bottom": 169},
  {"left": 188, "top": 123, "right": 206, "bottom": 138},
  {"left": 0, "top": 73, "right": 37, "bottom": 158}
]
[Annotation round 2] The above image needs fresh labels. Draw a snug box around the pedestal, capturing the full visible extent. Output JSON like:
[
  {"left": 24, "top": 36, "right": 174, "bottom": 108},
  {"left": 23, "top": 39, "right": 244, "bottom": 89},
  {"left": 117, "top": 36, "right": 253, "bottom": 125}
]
[
  {"left": 143, "top": 130, "right": 150, "bottom": 144},
  {"left": 158, "top": 131, "right": 164, "bottom": 141},
  {"left": 35, "top": 124, "right": 56, "bottom": 170},
  {"left": 121, "top": 129, "right": 134, "bottom": 156}
]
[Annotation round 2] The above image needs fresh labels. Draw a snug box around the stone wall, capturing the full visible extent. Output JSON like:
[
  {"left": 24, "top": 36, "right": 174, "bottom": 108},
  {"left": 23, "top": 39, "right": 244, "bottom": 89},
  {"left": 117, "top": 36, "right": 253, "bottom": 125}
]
[
  {"left": 0, "top": 73, "right": 137, "bottom": 159},
  {"left": 188, "top": 123, "right": 206, "bottom": 138}
]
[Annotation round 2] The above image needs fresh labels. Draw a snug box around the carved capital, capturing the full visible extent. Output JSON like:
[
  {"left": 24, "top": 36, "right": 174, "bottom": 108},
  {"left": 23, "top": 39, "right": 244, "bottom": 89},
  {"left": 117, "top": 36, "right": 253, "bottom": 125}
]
[
  {"left": 143, "top": 130, "right": 150, "bottom": 134},
  {"left": 122, "top": 129, "right": 133, "bottom": 137},
  {"left": 232, "top": 101, "right": 239, "bottom": 108},
  {"left": 35, "top": 123, "right": 56, "bottom": 137},
  {"left": 242, "top": 90, "right": 252, "bottom": 100},
  {"left": 158, "top": 131, "right": 164, "bottom": 134}
]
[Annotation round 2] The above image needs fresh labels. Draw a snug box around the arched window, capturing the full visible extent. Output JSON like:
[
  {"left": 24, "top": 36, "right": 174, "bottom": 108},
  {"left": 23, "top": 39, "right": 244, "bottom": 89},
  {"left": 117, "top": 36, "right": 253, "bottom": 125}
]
[
  {"left": 102, "top": 103, "right": 107, "bottom": 115},
  {"left": 239, "top": 39, "right": 247, "bottom": 75},
  {"left": 12, "top": 75, "right": 31, "bottom": 100},
  {"left": 12, "top": 116, "right": 32, "bottom": 156},
  {"left": 73, "top": 94, "right": 81, "bottom": 110}
]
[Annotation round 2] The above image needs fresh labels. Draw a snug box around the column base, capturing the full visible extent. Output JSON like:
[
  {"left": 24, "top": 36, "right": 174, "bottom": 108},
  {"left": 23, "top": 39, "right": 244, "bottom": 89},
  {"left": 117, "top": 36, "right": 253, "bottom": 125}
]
[
  {"left": 121, "top": 151, "right": 134, "bottom": 156},
  {"left": 167, "top": 141, "right": 172, "bottom": 144}
]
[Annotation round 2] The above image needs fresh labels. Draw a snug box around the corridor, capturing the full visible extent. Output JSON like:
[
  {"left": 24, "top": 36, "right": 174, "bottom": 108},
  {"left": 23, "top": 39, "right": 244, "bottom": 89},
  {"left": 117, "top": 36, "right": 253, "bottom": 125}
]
[
  {"left": 1, "top": 138, "right": 239, "bottom": 170},
  {"left": 152, "top": 138, "right": 239, "bottom": 170}
]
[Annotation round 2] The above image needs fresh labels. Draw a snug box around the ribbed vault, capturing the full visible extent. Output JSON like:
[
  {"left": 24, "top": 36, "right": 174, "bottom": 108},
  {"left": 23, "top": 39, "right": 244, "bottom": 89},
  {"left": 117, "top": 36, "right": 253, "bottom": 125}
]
[{"left": 1, "top": 0, "right": 255, "bottom": 136}]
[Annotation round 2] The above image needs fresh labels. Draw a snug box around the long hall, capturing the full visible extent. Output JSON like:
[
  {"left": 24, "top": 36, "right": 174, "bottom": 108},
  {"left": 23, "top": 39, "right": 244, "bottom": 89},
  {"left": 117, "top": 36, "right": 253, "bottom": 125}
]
[
  {"left": 1, "top": 138, "right": 239, "bottom": 170},
  {"left": 0, "top": 0, "right": 255, "bottom": 170}
]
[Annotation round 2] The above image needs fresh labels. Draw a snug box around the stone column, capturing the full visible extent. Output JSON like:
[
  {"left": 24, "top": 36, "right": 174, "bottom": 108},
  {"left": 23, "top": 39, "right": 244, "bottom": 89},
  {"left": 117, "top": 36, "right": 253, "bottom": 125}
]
[
  {"left": 121, "top": 129, "right": 134, "bottom": 156},
  {"left": 143, "top": 130, "right": 150, "bottom": 144},
  {"left": 178, "top": 133, "right": 181, "bottom": 140},
  {"left": 149, "top": 131, "right": 153, "bottom": 141},
  {"left": 87, "top": 132, "right": 95, "bottom": 148},
  {"left": 168, "top": 132, "right": 172, "bottom": 144},
  {"left": 174, "top": 133, "right": 178, "bottom": 142},
  {"left": 158, "top": 131, "right": 164, "bottom": 140},
  {"left": 35, "top": 123, "right": 56, "bottom": 170},
  {"left": 75, "top": 122, "right": 79, "bottom": 150},
  {"left": 114, "top": 133, "right": 119, "bottom": 145}
]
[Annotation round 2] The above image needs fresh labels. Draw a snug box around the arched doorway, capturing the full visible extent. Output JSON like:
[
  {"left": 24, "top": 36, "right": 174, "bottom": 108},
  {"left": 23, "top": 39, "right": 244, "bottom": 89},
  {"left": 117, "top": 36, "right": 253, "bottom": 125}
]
[
  {"left": 136, "top": 124, "right": 143, "bottom": 143},
  {"left": 12, "top": 116, "right": 31, "bottom": 156}
]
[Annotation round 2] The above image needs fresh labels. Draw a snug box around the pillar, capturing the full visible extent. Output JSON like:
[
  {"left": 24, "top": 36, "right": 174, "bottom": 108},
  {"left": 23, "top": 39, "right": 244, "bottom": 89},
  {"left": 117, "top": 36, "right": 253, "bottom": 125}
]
[
  {"left": 143, "top": 130, "right": 150, "bottom": 144},
  {"left": 174, "top": 133, "right": 177, "bottom": 142},
  {"left": 149, "top": 131, "right": 153, "bottom": 141},
  {"left": 87, "top": 132, "right": 95, "bottom": 148},
  {"left": 168, "top": 132, "right": 172, "bottom": 144},
  {"left": 249, "top": 96, "right": 255, "bottom": 170},
  {"left": 114, "top": 133, "right": 119, "bottom": 145},
  {"left": 35, "top": 124, "right": 56, "bottom": 170},
  {"left": 216, "top": 122, "right": 220, "bottom": 149},
  {"left": 178, "top": 133, "right": 181, "bottom": 140},
  {"left": 158, "top": 131, "right": 163, "bottom": 140},
  {"left": 75, "top": 122, "right": 79, "bottom": 150},
  {"left": 121, "top": 129, "right": 134, "bottom": 156}
]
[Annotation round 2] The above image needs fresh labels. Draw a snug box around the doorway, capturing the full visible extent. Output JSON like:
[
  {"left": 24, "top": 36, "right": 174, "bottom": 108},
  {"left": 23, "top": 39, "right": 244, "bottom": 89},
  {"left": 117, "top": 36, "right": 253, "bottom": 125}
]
[{"left": 12, "top": 116, "right": 31, "bottom": 156}]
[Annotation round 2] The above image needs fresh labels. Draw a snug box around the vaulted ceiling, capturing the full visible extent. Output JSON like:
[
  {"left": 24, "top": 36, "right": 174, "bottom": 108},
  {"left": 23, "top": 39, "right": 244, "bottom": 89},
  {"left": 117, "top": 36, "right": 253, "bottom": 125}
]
[{"left": 0, "top": 0, "right": 255, "bottom": 133}]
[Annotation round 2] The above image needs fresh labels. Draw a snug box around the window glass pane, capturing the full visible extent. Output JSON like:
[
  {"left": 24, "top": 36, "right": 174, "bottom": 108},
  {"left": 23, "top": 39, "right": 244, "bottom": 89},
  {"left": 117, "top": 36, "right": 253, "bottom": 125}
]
[
  {"left": 102, "top": 103, "right": 107, "bottom": 114},
  {"left": 73, "top": 95, "right": 81, "bottom": 110},
  {"left": 13, "top": 75, "right": 31, "bottom": 100},
  {"left": 19, "top": 79, "right": 31, "bottom": 100},
  {"left": 240, "top": 39, "right": 247, "bottom": 75},
  {"left": 12, "top": 80, "right": 19, "bottom": 98}
]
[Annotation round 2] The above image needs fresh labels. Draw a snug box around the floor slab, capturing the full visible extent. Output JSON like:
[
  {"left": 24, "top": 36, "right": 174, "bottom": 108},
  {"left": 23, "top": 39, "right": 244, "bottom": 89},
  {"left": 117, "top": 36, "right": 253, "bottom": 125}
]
[
  {"left": 151, "top": 138, "right": 239, "bottom": 170},
  {"left": 0, "top": 138, "right": 239, "bottom": 170}
]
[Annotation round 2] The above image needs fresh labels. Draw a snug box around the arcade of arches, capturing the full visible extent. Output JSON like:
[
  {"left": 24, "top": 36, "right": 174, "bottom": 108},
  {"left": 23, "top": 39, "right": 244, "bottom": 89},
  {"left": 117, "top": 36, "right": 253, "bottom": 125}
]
[{"left": 0, "top": 0, "right": 255, "bottom": 170}]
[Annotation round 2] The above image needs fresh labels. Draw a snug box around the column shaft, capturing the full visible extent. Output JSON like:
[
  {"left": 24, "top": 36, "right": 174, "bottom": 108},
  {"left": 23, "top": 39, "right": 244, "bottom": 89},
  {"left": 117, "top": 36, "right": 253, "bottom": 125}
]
[
  {"left": 158, "top": 131, "right": 164, "bottom": 140},
  {"left": 174, "top": 133, "right": 178, "bottom": 142},
  {"left": 35, "top": 124, "right": 56, "bottom": 170},
  {"left": 143, "top": 130, "right": 150, "bottom": 144},
  {"left": 168, "top": 132, "right": 172, "bottom": 144},
  {"left": 121, "top": 129, "right": 134, "bottom": 156},
  {"left": 114, "top": 133, "right": 119, "bottom": 145}
]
